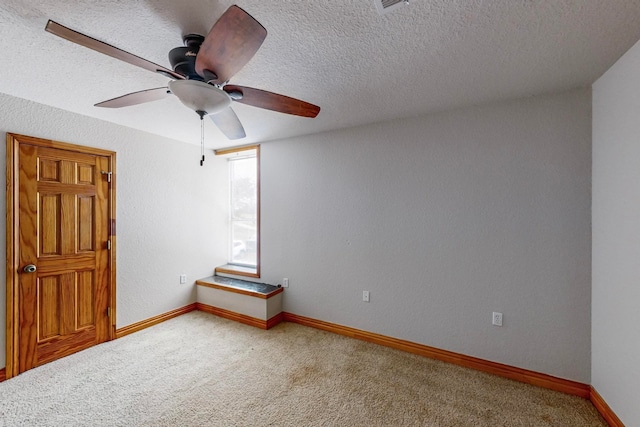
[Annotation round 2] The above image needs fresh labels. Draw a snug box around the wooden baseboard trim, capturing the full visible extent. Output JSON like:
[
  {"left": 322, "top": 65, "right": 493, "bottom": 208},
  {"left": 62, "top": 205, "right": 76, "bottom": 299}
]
[
  {"left": 282, "top": 312, "right": 590, "bottom": 399},
  {"left": 590, "top": 386, "right": 625, "bottom": 427},
  {"left": 195, "top": 303, "right": 282, "bottom": 330},
  {"left": 0, "top": 368, "right": 6, "bottom": 382},
  {"left": 115, "top": 303, "right": 197, "bottom": 339},
  {"left": 266, "top": 312, "right": 284, "bottom": 329}
]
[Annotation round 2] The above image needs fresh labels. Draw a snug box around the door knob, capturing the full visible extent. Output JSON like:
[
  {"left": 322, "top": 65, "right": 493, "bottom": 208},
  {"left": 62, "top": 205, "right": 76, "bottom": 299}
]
[{"left": 23, "top": 264, "right": 37, "bottom": 273}]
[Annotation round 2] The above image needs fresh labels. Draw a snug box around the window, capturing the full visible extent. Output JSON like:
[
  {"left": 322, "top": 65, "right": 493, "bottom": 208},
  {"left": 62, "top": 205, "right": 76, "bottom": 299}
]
[{"left": 215, "top": 145, "right": 260, "bottom": 277}]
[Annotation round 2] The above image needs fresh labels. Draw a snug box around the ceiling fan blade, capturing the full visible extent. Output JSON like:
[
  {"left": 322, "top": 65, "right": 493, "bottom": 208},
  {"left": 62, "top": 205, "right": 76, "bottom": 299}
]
[
  {"left": 45, "top": 20, "right": 184, "bottom": 80},
  {"left": 195, "top": 6, "right": 267, "bottom": 84},
  {"left": 224, "top": 85, "right": 320, "bottom": 118},
  {"left": 209, "top": 107, "right": 246, "bottom": 140},
  {"left": 95, "top": 87, "right": 170, "bottom": 108}
]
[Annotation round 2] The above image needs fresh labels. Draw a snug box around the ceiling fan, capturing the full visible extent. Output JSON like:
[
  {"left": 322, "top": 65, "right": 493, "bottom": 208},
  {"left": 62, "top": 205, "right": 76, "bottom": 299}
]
[{"left": 45, "top": 5, "right": 320, "bottom": 140}]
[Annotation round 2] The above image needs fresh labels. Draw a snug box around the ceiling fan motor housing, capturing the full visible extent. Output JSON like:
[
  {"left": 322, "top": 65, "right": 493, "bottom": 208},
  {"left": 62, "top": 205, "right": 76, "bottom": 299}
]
[{"left": 169, "top": 34, "right": 205, "bottom": 81}]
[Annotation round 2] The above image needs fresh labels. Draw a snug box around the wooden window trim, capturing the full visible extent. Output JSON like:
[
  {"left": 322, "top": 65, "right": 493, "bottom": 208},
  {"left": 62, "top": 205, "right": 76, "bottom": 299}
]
[{"left": 215, "top": 144, "right": 260, "bottom": 278}]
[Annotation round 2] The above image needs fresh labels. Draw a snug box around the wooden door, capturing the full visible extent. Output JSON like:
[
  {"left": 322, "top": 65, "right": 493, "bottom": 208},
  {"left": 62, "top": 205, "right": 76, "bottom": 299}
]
[{"left": 6, "top": 134, "right": 115, "bottom": 376}]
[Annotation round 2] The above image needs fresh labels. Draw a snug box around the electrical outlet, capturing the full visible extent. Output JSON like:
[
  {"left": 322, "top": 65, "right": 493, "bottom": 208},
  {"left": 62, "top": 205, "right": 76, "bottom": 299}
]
[
  {"left": 492, "top": 312, "right": 503, "bottom": 327},
  {"left": 363, "top": 291, "right": 370, "bottom": 302},
  {"left": 180, "top": 274, "right": 187, "bottom": 284},
  {"left": 282, "top": 278, "right": 289, "bottom": 288}
]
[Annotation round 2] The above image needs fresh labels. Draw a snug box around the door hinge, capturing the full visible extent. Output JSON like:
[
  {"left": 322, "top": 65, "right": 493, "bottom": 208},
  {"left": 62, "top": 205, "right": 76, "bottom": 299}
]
[
  {"left": 106, "top": 240, "right": 111, "bottom": 250},
  {"left": 101, "top": 170, "right": 112, "bottom": 183},
  {"left": 107, "top": 307, "right": 111, "bottom": 318}
]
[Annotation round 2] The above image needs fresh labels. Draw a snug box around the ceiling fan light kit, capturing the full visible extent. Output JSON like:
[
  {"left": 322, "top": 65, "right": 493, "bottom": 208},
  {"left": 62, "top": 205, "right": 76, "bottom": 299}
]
[
  {"left": 168, "top": 80, "right": 231, "bottom": 116},
  {"left": 44, "top": 4, "right": 320, "bottom": 144}
]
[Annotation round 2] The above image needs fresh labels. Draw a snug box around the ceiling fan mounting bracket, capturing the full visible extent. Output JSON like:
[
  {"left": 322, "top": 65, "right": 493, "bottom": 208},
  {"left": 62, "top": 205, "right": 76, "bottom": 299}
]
[
  {"left": 226, "top": 89, "right": 243, "bottom": 100},
  {"left": 183, "top": 34, "right": 205, "bottom": 47},
  {"left": 202, "top": 69, "right": 218, "bottom": 84}
]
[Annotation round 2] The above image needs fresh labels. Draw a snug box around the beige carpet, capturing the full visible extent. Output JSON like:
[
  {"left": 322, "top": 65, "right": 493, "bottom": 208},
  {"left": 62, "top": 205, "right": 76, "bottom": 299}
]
[{"left": 0, "top": 311, "right": 606, "bottom": 426}]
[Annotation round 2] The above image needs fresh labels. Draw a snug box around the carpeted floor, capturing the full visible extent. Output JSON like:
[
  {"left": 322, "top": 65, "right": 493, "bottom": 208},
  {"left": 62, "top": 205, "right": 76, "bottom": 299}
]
[{"left": 0, "top": 311, "right": 606, "bottom": 426}]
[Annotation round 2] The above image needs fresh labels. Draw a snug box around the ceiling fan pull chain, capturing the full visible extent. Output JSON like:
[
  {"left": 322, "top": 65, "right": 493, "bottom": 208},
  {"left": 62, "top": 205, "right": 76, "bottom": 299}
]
[{"left": 199, "top": 111, "right": 205, "bottom": 166}]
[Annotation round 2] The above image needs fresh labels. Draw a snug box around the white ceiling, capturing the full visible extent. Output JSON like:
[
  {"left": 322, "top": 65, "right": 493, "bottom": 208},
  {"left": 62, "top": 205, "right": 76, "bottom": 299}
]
[{"left": 1, "top": 0, "right": 640, "bottom": 149}]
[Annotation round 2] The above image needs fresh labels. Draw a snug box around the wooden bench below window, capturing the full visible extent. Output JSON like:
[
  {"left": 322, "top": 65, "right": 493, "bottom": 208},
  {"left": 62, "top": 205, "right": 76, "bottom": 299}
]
[{"left": 195, "top": 276, "right": 283, "bottom": 329}]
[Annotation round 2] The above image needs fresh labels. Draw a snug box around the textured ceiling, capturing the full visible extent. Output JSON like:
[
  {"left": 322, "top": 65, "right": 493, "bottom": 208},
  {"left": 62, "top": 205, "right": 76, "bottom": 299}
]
[{"left": 1, "top": 0, "right": 640, "bottom": 149}]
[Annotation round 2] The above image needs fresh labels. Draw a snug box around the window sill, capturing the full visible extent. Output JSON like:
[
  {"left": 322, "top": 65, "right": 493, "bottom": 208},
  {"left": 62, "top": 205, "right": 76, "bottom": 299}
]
[{"left": 215, "top": 264, "right": 259, "bottom": 278}]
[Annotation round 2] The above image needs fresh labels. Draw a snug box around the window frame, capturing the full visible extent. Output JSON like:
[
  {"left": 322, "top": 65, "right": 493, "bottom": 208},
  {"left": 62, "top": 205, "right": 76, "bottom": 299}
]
[{"left": 214, "top": 144, "right": 260, "bottom": 278}]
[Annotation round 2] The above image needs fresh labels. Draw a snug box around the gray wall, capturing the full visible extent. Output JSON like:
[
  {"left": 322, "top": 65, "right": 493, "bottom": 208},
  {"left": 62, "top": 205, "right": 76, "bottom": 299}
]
[
  {"left": 592, "top": 38, "right": 640, "bottom": 425},
  {"left": 259, "top": 89, "right": 593, "bottom": 382},
  {"left": 0, "top": 92, "right": 226, "bottom": 369},
  {"left": 1, "top": 88, "right": 594, "bottom": 385}
]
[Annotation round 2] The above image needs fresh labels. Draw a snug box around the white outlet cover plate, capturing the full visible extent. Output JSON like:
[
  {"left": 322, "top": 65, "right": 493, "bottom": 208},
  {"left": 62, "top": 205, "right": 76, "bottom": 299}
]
[{"left": 492, "top": 312, "right": 503, "bottom": 326}]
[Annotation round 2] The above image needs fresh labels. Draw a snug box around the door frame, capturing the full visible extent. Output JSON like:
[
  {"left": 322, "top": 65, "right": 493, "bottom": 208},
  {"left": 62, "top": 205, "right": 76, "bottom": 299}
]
[{"left": 5, "top": 133, "right": 117, "bottom": 379}]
